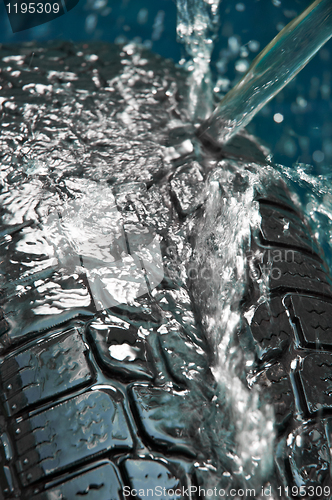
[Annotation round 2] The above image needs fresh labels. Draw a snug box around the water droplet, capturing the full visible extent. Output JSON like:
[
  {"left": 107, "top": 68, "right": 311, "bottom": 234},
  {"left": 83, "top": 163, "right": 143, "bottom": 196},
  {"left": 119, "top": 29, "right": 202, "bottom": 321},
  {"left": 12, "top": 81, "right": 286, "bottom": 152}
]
[
  {"left": 283, "top": 138, "right": 297, "bottom": 157},
  {"left": 85, "top": 54, "right": 98, "bottom": 62},
  {"left": 85, "top": 14, "right": 98, "bottom": 34},
  {"left": 115, "top": 35, "right": 128, "bottom": 45},
  {"left": 313, "top": 150, "right": 325, "bottom": 163},
  {"left": 273, "top": 113, "right": 284, "bottom": 123},
  {"left": 296, "top": 96, "right": 307, "bottom": 108},
  {"left": 248, "top": 40, "right": 260, "bottom": 53},
  {"left": 235, "top": 59, "right": 249, "bottom": 73},
  {"left": 235, "top": 3, "right": 245, "bottom": 11},
  {"left": 323, "top": 139, "right": 332, "bottom": 158},
  {"left": 143, "top": 40, "right": 153, "bottom": 50},
  {"left": 137, "top": 8, "right": 148, "bottom": 25},
  {"left": 93, "top": 0, "right": 106, "bottom": 8},
  {"left": 283, "top": 9, "right": 297, "bottom": 19},
  {"left": 228, "top": 36, "right": 240, "bottom": 54},
  {"left": 152, "top": 10, "right": 165, "bottom": 41},
  {"left": 321, "top": 84, "right": 330, "bottom": 100}
]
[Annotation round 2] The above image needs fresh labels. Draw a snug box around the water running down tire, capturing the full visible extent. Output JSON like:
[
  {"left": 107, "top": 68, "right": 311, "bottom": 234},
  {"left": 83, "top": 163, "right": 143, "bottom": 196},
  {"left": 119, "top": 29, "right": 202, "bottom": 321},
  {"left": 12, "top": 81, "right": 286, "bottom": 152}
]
[{"left": 0, "top": 41, "right": 332, "bottom": 500}]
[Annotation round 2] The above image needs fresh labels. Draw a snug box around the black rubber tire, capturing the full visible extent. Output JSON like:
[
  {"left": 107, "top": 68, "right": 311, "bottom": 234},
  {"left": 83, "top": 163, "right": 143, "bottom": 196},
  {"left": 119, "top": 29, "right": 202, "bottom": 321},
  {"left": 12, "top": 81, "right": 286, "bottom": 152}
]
[{"left": 0, "top": 41, "right": 332, "bottom": 500}]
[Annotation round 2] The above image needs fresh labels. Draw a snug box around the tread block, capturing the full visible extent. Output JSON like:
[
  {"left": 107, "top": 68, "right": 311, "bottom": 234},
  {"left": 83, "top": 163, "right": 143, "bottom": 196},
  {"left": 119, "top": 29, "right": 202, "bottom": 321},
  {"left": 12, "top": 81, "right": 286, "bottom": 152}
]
[
  {"left": 113, "top": 180, "right": 175, "bottom": 233},
  {"left": 0, "top": 431, "right": 13, "bottom": 463},
  {"left": 289, "top": 295, "right": 332, "bottom": 349},
  {"left": 110, "top": 296, "right": 162, "bottom": 328},
  {"left": 158, "top": 321, "right": 209, "bottom": 386},
  {"left": 88, "top": 316, "right": 156, "bottom": 380},
  {"left": 0, "top": 273, "right": 95, "bottom": 353},
  {"left": 0, "top": 427, "right": 17, "bottom": 498},
  {"left": 123, "top": 459, "right": 183, "bottom": 500},
  {"left": 0, "top": 464, "right": 16, "bottom": 498},
  {"left": 0, "top": 308, "right": 10, "bottom": 338},
  {"left": 246, "top": 297, "right": 292, "bottom": 361},
  {"left": 130, "top": 384, "right": 205, "bottom": 457},
  {"left": 152, "top": 288, "right": 206, "bottom": 350},
  {"left": 12, "top": 390, "right": 133, "bottom": 486},
  {"left": 277, "top": 422, "right": 330, "bottom": 488},
  {"left": 259, "top": 249, "right": 332, "bottom": 296},
  {"left": 257, "top": 362, "right": 293, "bottom": 426},
  {"left": 259, "top": 204, "right": 319, "bottom": 255},
  {"left": 298, "top": 352, "right": 332, "bottom": 414},
  {"left": 255, "top": 181, "right": 299, "bottom": 214},
  {"left": 0, "top": 225, "right": 54, "bottom": 284},
  {"left": 0, "top": 328, "right": 93, "bottom": 416},
  {"left": 169, "top": 162, "right": 204, "bottom": 216},
  {"left": 32, "top": 462, "right": 123, "bottom": 500}
]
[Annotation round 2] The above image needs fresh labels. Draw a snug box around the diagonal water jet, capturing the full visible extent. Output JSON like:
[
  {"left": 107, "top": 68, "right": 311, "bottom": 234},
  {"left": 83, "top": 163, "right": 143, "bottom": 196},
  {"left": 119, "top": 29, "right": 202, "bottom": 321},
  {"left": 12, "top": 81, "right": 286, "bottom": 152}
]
[{"left": 197, "top": 0, "right": 332, "bottom": 149}]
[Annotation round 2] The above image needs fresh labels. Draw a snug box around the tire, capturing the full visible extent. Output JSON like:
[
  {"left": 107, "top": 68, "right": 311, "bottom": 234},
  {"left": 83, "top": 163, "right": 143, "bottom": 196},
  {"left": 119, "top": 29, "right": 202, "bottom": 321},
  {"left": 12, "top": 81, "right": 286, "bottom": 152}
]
[
  {"left": 241, "top": 182, "right": 332, "bottom": 499},
  {"left": 0, "top": 41, "right": 331, "bottom": 500}
]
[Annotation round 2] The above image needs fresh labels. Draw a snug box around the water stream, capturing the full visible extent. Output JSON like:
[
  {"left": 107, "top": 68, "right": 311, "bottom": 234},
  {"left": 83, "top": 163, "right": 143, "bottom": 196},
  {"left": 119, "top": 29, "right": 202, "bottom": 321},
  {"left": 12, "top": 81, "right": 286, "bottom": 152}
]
[
  {"left": 198, "top": 0, "right": 332, "bottom": 147},
  {"left": 188, "top": 154, "right": 278, "bottom": 491},
  {"left": 178, "top": 0, "right": 332, "bottom": 494},
  {"left": 176, "top": 0, "right": 221, "bottom": 120}
]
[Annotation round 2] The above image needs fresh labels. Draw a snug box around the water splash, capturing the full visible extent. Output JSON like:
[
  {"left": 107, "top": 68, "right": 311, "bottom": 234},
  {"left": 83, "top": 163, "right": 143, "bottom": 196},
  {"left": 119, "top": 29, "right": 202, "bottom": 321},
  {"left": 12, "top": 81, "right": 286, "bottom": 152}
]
[
  {"left": 278, "top": 162, "right": 332, "bottom": 271},
  {"left": 188, "top": 147, "right": 277, "bottom": 490},
  {"left": 187, "top": 152, "right": 332, "bottom": 492},
  {"left": 176, "top": 0, "right": 221, "bottom": 120}
]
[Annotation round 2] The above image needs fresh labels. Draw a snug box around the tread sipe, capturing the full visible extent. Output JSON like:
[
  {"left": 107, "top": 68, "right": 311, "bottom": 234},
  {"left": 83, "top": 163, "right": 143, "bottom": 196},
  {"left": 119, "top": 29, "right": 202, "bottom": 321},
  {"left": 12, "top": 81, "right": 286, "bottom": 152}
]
[{"left": 0, "top": 41, "right": 332, "bottom": 500}]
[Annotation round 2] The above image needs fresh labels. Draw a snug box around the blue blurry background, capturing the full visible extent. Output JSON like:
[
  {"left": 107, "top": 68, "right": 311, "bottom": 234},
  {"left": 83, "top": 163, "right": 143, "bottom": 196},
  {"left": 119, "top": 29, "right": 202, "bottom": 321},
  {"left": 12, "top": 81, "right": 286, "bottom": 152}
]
[{"left": 0, "top": 0, "right": 331, "bottom": 172}]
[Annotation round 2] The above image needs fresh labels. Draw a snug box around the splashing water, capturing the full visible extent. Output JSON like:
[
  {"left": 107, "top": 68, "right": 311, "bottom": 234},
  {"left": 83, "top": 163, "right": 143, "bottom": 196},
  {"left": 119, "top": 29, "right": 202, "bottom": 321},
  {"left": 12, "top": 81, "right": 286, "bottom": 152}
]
[
  {"left": 177, "top": 0, "right": 332, "bottom": 492},
  {"left": 176, "top": 0, "right": 221, "bottom": 120},
  {"left": 0, "top": 41, "right": 281, "bottom": 495},
  {"left": 187, "top": 148, "right": 278, "bottom": 490},
  {"left": 176, "top": 0, "right": 280, "bottom": 490},
  {"left": 278, "top": 162, "right": 332, "bottom": 272}
]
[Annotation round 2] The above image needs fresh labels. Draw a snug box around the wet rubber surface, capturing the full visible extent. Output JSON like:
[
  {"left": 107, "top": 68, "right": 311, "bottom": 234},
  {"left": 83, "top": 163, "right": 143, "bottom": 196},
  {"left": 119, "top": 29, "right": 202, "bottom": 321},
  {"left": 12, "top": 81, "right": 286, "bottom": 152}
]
[{"left": 0, "top": 41, "right": 332, "bottom": 499}]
